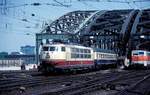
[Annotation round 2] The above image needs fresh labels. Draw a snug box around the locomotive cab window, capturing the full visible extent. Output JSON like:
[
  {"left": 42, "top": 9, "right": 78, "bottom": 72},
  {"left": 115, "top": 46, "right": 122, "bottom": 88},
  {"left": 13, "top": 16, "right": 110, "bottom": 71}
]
[
  {"left": 61, "top": 47, "right": 66, "bottom": 52},
  {"left": 133, "top": 53, "right": 138, "bottom": 55},
  {"left": 138, "top": 52, "right": 144, "bottom": 55},
  {"left": 49, "top": 46, "right": 56, "bottom": 51},
  {"left": 43, "top": 47, "right": 49, "bottom": 51}
]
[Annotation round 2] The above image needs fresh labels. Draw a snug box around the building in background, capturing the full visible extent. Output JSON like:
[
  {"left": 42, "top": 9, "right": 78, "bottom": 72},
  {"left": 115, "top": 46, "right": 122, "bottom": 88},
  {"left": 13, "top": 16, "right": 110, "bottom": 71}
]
[
  {"left": 0, "top": 52, "right": 8, "bottom": 56},
  {"left": 20, "top": 45, "right": 35, "bottom": 55},
  {"left": 0, "top": 52, "right": 22, "bottom": 70},
  {"left": 0, "top": 52, "right": 36, "bottom": 70}
]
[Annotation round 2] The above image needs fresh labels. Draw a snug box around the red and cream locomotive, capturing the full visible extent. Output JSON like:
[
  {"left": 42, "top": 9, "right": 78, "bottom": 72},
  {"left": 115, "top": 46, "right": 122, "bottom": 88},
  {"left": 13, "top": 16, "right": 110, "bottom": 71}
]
[{"left": 131, "top": 50, "right": 150, "bottom": 67}]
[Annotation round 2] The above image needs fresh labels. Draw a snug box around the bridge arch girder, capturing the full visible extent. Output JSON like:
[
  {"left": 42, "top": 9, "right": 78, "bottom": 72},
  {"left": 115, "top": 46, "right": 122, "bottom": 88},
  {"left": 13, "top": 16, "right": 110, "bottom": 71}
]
[
  {"left": 41, "top": 10, "right": 96, "bottom": 34},
  {"left": 77, "top": 10, "right": 133, "bottom": 54},
  {"left": 130, "top": 9, "right": 150, "bottom": 51}
]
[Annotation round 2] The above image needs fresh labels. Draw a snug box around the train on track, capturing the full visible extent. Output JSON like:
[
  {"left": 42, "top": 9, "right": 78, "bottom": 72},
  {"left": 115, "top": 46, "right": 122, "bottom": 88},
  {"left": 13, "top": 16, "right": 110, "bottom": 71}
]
[
  {"left": 38, "top": 43, "right": 118, "bottom": 73},
  {"left": 130, "top": 50, "right": 150, "bottom": 68}
]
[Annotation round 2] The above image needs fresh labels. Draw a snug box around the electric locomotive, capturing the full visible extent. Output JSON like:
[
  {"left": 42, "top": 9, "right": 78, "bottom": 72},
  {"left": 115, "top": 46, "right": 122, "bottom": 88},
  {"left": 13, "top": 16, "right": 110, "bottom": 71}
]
[
  {"left": 39, "top": 44, "right": 94, "bottom": 72},
  {"left": 131, "top": 50, "right": 150, "bottom": 67}
]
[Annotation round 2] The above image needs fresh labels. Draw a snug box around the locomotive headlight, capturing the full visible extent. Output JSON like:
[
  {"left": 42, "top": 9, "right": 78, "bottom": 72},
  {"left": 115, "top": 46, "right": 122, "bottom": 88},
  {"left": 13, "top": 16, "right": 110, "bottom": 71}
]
[
  {"left": 140, "top": 35, "right": 145, "bottom": 39},
  {"left": 46, "top": 53, "right": 50, "bottom": 58}
]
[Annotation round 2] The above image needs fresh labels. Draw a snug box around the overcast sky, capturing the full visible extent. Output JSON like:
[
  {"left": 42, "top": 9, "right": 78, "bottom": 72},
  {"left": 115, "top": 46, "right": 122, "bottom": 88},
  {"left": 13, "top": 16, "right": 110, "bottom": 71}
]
[{"left": 0, "top": 0, "right": 150, "bottom": 53}]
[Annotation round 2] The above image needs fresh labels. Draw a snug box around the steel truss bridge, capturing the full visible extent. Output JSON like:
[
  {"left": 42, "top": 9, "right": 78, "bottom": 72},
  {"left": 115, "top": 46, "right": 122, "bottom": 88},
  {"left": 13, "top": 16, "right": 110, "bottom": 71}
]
[{"left": 36, "top": 9, "right": 150, "bottom": 64}]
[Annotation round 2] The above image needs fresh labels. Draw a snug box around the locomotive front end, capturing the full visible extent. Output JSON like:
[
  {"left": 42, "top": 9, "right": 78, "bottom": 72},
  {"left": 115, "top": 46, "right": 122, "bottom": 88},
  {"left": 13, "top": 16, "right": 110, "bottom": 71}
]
[
  {"left": 39, "top": 44, "right": 66, "bottom": 72},
  {"left": 131, "top": 50, "right": 150, "bottom": 68}
]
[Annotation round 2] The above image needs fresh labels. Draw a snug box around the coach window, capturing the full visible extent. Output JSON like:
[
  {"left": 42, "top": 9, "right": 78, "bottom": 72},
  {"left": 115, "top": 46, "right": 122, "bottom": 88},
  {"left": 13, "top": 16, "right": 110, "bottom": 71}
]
[
  {"left": 87, "top": 54, "right": 91, "bottom": 58},
  {"left": 102, "top": 54, "right": 103, "bottom": 58},
  {"left": 71, "top": 48, "right": 73, "bottom": 52},
  {"left": 87, "top": 50, "right": 91, "bottom": 53},
  {"left": 74, "top": 48, "right": 76, "bottom": 52},
  {"left": 84, "top": 49, "right": 87, "bottom": 53},
  {"left": 71, "top": 53, "right": 73, "bottom": 58},
  {"left": 82, "top": 54, "right": 84, "bottom": 58},
  {"left": 71, "top": 53, "right": 75, "bottom": 58},
  {"left": 96, "top": 53, "right": 98, "bottom": 58},
  {"left": 80, "top": 49, "right": 84, "bottom": 53},
  {"left": 85, "top": 54, "right": 88, "bottom": 58},
  {"left": 76, "top": 48, "right": 79, "bottom": 52},
  {"left": 72, "top": 48, "right": 76, "bottom": 52},
  {"left": 76, "top": 54, "right": 79, "bottom": 58},
  {"left": 84, "top": 54, "right": 87, "bottom": 58},
  {"left": 100, "top": 54, "right": 101, "bottom": 58},
  {"left": 61, "top": 47, "right": 66, "bottom": 52},
  {"left": 71, "top": 48, "right": 75, "bottom": 52}
]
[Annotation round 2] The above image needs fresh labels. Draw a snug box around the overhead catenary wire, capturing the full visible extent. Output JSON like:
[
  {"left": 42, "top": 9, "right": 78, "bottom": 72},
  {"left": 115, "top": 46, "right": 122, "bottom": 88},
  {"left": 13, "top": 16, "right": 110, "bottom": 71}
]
[
  {"left": 18, "top": 9, "right": 49, "bottom": 22},
  {"left": 53, "top": 0, "right": 71, "bottom": 7},
  {"left": 2, "top": 15, "right": 38, "bottom": 24},
  {"left": 133, "top": 0, "right": 150, "bottom": 3},
  {"left": 0, "top": 2, "right": 72, "bottom": 8},
  {"left": 81, "top": 1, "right": 97, "bottom": 9},
  {"left": 77, "top": 0, "right": 150, "bottom": 9},
  {"left": 77, "top": 0, "right": 129, "bottom": 3},
  {"left": 1, "top": 0, "right": 149, "bottom": 9},
  {"left": 0, "top": 15, "right": 42, "bottom": 32},
  {"left": 77, "top": 0, "right": 150, "bottom": 4},
  {"left": 125, "top": 0, "right": 134, "bottom": 9},
  {"left": 0, "top": 0, "right": 149, "bottom": 10}
]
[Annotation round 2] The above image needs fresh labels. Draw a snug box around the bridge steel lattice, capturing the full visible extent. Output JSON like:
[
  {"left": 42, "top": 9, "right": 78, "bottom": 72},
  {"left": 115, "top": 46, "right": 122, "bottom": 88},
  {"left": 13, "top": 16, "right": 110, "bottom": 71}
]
[{"left": 36, "top": 9, "right": 150, "bottom": 65}]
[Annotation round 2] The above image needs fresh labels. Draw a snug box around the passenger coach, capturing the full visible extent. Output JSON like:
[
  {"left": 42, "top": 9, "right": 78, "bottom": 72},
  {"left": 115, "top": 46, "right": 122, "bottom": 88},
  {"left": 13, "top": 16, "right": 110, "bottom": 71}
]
[{"left": 94, "top": 49, "right": 118, "bottom": 68}]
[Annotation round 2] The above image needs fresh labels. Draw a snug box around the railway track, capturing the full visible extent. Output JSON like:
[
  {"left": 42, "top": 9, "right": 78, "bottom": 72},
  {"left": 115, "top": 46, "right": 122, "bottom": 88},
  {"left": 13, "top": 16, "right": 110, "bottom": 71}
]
[
  {"left": 115, "top": 72, "right": 150, "bottom": 95},
  {"left": 0, "top": 69, "right": 113, "bottom": 94},
  {"left": 0, "top": 69, "right": 150, "bottom": 95},
  {"left": 38, "top": 70, "right": 133, "bottom": 95},
  {"left": 0, "top": 70, "right": 40, "bottom": 80},
  {"left": 37, "top": 70, "right": 150, "bottom": 95}
]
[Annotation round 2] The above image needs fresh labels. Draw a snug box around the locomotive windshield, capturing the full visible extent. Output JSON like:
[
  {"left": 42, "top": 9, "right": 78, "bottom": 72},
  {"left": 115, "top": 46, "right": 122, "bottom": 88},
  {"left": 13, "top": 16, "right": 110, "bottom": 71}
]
[
  {"left": 42, "top": 46, "right": 56, "bottom": 51},
  {"left": 133, "top": 51, "right": 144, "bottom": 55},
  {"left": 43, "top": 47, "right": 49, "bottom": 51},
  {"left": 49, "top": 47, "right": 55, "bottom": 51},
  {"left": 138, "top": 52, "right": 144, "bottom": 55}
]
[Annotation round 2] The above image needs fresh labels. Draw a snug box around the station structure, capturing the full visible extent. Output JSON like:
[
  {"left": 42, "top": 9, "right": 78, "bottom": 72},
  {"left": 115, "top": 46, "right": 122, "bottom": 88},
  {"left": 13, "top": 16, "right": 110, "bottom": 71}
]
[{"left": 36, "top": 9, "right": 150, "bottom": 65}]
